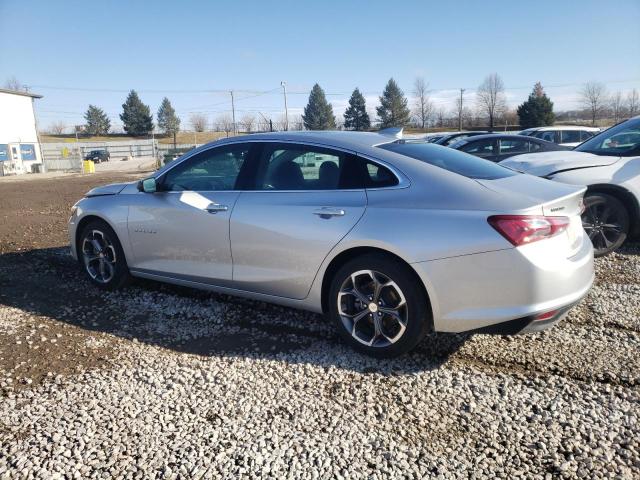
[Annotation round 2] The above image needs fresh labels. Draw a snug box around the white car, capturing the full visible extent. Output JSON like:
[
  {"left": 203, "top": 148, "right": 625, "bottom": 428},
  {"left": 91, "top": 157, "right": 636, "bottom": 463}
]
[
  {"left": 520, "top": 126, "right": 600, "bottom": 148},
  {"left": 503, "top": 117, "right": 640, "bottom": 256}
]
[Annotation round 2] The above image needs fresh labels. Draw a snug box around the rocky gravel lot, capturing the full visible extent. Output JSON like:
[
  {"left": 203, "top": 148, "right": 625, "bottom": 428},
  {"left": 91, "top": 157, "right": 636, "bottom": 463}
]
[{"left": 0, "top": 173, "right": 639, "bottom": 478}]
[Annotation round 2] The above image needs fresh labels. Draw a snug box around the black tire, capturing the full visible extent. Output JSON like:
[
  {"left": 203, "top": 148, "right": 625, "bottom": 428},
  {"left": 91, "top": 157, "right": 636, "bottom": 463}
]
[
  {"left": 327, "top": 254, "right": 431, "bottom": 358},
  {"left": 78, "top": 219, "right": 131, "bottom": 290},
  {"left": 582, "top": 193, "right": 629, "bottom": 257}
]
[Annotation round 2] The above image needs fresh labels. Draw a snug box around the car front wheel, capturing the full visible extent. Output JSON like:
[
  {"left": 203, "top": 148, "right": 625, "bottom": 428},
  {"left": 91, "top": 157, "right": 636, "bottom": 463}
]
[
  {"left": 79, "top": 220, "right": 131, "bottom": 289},
  {"left": 328, "top": 254, "right": 431, "bottom": 357},
  {"left": 582, "top": 193, "right": 629, "bottom": 257}
]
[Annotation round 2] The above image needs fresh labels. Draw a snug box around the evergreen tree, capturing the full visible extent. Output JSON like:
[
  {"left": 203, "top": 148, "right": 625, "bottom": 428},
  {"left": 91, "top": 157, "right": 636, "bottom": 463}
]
[
  {"left": 120, "top": 90, "right": 154, "bottom": 136},
  {"left": 302, "top": 84, "right": 336, "bottom": 130},
  {"left": 84, "top": 105, "right": 111, "bottom": 135},
  {"left": 157, "top": 97, "right": 181, "bottom": 147},
  {"left": 376, "top": 78, "right": 411, "bottom": 128},
  {"left": 343, "top": 88, "right": 370, "bottom": 131},
  {"left": 516, "top": 82, "right": 555, "bottom": 128}
]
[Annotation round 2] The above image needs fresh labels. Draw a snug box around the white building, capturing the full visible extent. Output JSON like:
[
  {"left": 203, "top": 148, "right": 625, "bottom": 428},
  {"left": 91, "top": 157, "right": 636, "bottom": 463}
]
[{"left": 0, "top": 88, "right": 44, "bottom": 175}]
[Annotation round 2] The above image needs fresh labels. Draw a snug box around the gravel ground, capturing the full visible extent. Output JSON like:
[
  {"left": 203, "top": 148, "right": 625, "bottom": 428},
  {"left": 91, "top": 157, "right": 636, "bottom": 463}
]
[{"left": 0, "top": 174, "right": 639, "bottom": 478}]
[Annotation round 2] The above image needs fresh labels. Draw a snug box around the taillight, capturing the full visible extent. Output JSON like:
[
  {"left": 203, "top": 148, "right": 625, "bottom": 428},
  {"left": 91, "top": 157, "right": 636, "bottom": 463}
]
[{"left": 487, "top": 215, "right": 570, "bottom": 246}]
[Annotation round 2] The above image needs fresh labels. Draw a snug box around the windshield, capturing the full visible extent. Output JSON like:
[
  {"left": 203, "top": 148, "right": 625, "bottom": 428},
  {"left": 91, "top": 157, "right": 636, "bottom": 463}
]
[
  {"left": 378, "top": 141, "right": 517, "bottom": 180},
  {"left": 575, "top": 118, "right": 640, "bottom": 156}
]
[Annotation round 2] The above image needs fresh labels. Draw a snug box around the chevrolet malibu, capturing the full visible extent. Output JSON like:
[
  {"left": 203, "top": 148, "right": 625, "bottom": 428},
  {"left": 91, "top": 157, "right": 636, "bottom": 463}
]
[{"left": 69, "top": 131, "right": 594, "bottom": 357}]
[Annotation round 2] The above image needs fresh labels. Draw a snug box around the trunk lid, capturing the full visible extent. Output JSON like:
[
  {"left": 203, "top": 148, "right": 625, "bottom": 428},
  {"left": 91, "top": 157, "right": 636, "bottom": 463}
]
[{"left": 477, "top": 174, "right": 586, "bottom": 257}]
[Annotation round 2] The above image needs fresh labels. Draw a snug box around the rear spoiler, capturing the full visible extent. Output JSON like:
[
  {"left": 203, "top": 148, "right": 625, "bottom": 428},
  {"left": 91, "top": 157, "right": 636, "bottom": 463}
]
[{"left": 378, "top": 127, "right": 403, "bottom": 139}]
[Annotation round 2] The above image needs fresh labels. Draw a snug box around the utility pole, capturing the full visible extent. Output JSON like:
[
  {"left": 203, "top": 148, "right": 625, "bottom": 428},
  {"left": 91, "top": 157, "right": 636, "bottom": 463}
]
[
  {"left": 230, "top": 90, "right": 236, "bottom": 135},
  {"left": 458, "top": 88, "right": 465, "bottom": 132},
  {"left": 281, "top": 81, "right": 289, "bottom": 131}
]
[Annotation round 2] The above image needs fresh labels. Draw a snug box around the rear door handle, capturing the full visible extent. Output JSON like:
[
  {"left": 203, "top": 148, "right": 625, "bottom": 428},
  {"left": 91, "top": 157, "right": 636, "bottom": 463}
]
[
  {"left": 313, "top": 207, "right": 345, "bottom": 218},
  {"left": 205, "top": 203, "right": 229, "bottom": 214}
]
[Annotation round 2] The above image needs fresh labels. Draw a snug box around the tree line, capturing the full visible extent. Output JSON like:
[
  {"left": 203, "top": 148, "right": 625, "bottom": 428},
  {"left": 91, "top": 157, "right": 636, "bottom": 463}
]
[{"left": 15, "top": 76, "right": 637, "bottom": 137}]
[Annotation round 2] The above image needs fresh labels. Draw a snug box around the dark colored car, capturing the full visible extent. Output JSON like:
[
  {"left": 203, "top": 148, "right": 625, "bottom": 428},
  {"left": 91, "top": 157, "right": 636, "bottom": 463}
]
[
  {"left": 432, "top": 131, "right": 489, "bottom": 146},
  {"left": 84, "top": 149, "right": 110, "bottom": 163},
  {"left": 448, "top": 134, "right": 570, "bottom": 162}
]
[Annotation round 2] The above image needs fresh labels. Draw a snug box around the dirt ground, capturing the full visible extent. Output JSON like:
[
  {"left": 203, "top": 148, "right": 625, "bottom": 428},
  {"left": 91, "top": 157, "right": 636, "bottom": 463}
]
[{"left": 0, "top": 172, "right": 146, "bottom": 391}]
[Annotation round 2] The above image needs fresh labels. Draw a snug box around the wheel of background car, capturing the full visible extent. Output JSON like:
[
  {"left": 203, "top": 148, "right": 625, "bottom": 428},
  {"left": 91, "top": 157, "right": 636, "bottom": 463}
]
[
  {"left": 328, "top": 254, "right": 430, "bottom": 358},
  {"left": 581, "top": 193, "right": 629, "bottom": 257},
  {"left": 79, "top": 220, "right": 131, "bottom": 290}
]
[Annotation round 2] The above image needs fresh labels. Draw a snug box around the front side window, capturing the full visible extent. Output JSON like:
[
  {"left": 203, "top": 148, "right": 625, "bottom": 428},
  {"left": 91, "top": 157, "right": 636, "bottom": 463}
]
[
  {"left": 461, "top": 139, "right": 495, "bottom": 157},
  {"left": 575, "top": 118, "right": 640, "bottom": 156},
  {"left": 254, "top": 143, "right": 398, "bottom": 190},
  {"left": 580, "top": 130, "right": 595, "bottom": 141},
  {"left": 534, "top": 131, "right": 557, "bottom": 143},
  {"left": 560, "top": 130, "right": 581, "bottom": 144},
  {"left": 162, "top": 143, "right": 249, "bottom": 191},
  {"left": 378, "top": 141, "right": 516, "bottom": 180}
]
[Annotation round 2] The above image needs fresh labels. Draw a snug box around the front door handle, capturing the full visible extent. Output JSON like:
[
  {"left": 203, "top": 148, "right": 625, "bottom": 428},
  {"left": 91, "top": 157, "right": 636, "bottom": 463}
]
[
  {"left": 205, "top": 203, "right": 229, "bottom": 214},
  {"left": 313, "top": 207, "right": 345, "bottom": 218}
]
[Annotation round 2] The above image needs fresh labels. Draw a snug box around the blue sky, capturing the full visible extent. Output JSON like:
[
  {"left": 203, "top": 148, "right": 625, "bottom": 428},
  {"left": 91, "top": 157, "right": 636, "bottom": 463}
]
[{"left": 1, "top": 0, "right": 639, "bottom": 131}]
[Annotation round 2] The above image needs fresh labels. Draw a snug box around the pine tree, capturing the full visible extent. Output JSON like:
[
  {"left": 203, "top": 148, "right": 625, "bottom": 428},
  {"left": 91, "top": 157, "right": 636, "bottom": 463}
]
[
  {"left": 516, "top": 82, "right": 555, "bottom": 128},
  {"left": 84, "top": 105, "right": 111, "bottom": 135},
  {"left": 376, "top": 78, "right": 411, "bottom": 128},
  {"left": 302, "top": 84, "right": 336, "bottom": 130},
  {"left": 343, "top": 88, "right": 370, "bottom": 131},
  {"left": 120, "top": 90, "right": 154, "bottom": 136},
  {"left": 157, "top": 97, "right": 181, "bottom": 147}
]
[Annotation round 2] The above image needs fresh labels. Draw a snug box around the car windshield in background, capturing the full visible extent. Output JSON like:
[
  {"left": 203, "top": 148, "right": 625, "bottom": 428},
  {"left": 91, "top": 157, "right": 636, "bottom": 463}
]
[
  {"left": 575, "top": 118, "right": 640, "bottom": 156},
  {"left": 378, "top": 141, "right": 517, "bottom": 180}
]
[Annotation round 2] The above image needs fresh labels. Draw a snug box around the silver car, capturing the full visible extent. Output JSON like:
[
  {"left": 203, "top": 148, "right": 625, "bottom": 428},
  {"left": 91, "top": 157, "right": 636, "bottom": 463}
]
[{"left": 69, "top": 131, "right": 594, "bottom": 357}]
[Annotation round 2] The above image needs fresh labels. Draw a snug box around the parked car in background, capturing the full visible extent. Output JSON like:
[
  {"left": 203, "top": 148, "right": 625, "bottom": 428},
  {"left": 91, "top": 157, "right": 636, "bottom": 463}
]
[
  {"left": 432, "top": 131, "right": 489, "bottom": 146},
  {"left": 520, "top": 126, "right": 600, "bottom": 148},
  {"left": 84, "top": 149, "right": 110, "bottom": 163},
  {"left": 69, "top": 131, "right": 593, "bottom": 357},
  {"left": 449, "top": 134, "right": 569, "bottom": 162},
  {"left": 502, "top": 116, "right": 640, "bottom": 256},
  {"left": 424, "top": 131, "right": 458, "bottom": 143}
]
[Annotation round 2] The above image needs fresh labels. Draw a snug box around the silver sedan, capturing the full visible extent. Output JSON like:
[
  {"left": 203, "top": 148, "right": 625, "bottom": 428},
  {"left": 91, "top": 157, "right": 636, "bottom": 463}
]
[{"left": 69, "top": 131, "right": 594, "bottom": 357}]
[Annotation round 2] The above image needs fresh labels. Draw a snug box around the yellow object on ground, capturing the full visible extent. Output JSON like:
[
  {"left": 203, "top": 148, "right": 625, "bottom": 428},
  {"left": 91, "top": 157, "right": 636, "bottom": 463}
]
[{"left": 83, "top": 160, "right": 95, "bottom": 173}]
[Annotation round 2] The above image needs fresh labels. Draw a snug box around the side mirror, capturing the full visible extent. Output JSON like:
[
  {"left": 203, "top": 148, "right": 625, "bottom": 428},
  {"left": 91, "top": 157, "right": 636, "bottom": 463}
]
[{"left": 138, "top": 177, "right": 157, "bottom": 193}]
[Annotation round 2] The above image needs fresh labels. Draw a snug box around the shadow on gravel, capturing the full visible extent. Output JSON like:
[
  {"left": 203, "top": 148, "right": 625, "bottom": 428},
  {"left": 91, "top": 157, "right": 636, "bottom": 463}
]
[{"left": 0, "top": 247, "right": 476, "bottom": 374}]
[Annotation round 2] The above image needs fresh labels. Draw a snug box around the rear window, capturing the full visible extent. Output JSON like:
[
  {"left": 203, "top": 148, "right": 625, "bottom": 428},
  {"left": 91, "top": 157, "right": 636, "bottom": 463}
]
[{"left": 377, "top": 141, "right": 517, "bottom": 180}]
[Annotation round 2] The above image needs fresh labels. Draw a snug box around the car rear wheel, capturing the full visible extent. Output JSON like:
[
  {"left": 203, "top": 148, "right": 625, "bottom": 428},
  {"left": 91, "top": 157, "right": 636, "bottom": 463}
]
[
  {"left": 582, "top": 193, "right": 629, "bottom": 257},
  {"left": 79, "top": 220, "right": 131, "bottom": 289},
  {"left": 328, "top": 254, "right": 431, "bottom": 357}
]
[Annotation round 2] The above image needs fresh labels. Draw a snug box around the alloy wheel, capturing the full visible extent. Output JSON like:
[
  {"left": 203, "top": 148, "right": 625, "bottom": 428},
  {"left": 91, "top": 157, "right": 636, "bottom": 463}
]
[
  {"left": 337, "top": 269, "right": 408, "bottom": 347},
  {"left": 582, "top": 200, "right": 626, "bottom": 254},
  {"left": 81, "top": 229, "right": 117, "bottom": 284}
]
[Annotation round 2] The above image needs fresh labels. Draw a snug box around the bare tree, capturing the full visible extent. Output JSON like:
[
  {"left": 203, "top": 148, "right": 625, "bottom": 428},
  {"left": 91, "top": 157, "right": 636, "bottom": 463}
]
[
  {"left": 580, "top": 81, "right": 607, "bottom": 125},
  {"left": 453, "top": 96, "right": 472, "bottom": 130},
  {"left": 290, "top": 114, "right": 304, "bottom": 131},
  {"left": 4, "top": 75, "right": 24, "bottom": 91},
  {"left": 435, "top": 108, "right": 446, "bottom": 127},
  {"left": 610, "top": 91, "right": 624, "bottom": 124},
  {"left": 240, "top": 113, "right": 256, "bottom": 133},
  {"left": 190, "top": 113, "right": 208, "bottom": 132},
  {"left": 412, "top": 77, "right": 433, "bottom": 129},
  {"left": 628, "top": 88, "right": 639, "bottom": 118},
  {"left": 477, "top": 73, "right": 506, "bottom": 131},
  {"left": 48, "top": 121, "right": 67, "bottom": 135},
  {"left": 215, "top": 114, "right": 234, "bottom": 137}
]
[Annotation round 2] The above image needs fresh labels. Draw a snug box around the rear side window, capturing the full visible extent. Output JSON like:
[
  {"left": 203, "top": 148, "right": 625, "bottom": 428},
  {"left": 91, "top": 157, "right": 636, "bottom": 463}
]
[
  {"left": 378, "top": 141, "right": 516, "bottom": 180},
  {"left": 253, "top": 143, "right": 398, "bottom": 190}
]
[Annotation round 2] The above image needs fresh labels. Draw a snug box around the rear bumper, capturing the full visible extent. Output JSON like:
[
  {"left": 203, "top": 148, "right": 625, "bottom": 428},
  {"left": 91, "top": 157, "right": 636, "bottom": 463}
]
[
  {"left": 469, "top": 300, "right": 581, "bottom": 335},
  {"left": 412, "top": 236, "right": 594, "bottom": 333}
]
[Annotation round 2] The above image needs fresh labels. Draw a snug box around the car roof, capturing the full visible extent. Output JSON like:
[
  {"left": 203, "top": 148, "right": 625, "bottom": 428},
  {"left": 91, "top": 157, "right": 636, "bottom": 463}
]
[
  {"left": 533, "top": 126, "right": 600, "bottom": 131},
  {"left": 211, "top": 130, "right": 403, "bottom": 150},
  {"left": 453, "top": 133, "right": 543, "bottom": 142}
]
